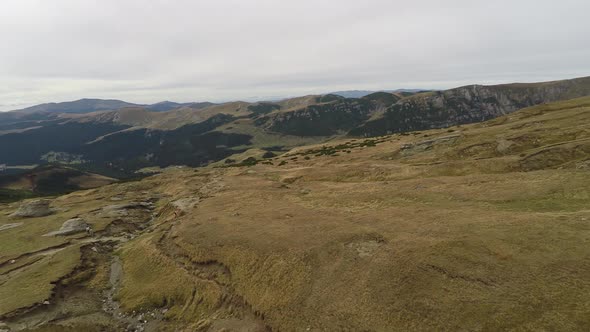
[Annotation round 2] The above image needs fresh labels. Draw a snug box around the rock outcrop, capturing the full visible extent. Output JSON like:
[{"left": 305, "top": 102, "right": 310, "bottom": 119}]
[
  {"left": 101, "top": 201, "right": 154, "bottom": 216},
  {"left": 44, "top": 218, "right": 89, "bottom": 236},
  {"left": 256, "top": 94, "right": 398, "bottom": 136},
  {"left": 9, "top": 199, "right": 53, "bottom": 218}
]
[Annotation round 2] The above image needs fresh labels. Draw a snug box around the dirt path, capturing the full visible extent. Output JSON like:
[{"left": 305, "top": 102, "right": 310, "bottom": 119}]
[{"left": 101, "top": 255, "right": 165, "bottom": 332}]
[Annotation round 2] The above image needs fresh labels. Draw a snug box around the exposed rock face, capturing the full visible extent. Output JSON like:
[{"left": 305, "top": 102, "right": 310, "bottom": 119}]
[
  {"left": 9, "top": 199, "right": 53, "bottom": 218},
  {"left": 351, "top": 76, "right": 590, "bottom": 136},
  {"left": 44, "top": 218, "right": 89, "bottom": 236},
  {"left": 171, "top": 197, "right": 200, "bottom": 212},
  {"left": 101, "top": 201, "right": 155, "bottom": 217},
  {"left": 256, "top": 94, "right": 398, "bottom": 136},
  {"left": 400, "top": 134, "right": 461, "bottom": 155}
]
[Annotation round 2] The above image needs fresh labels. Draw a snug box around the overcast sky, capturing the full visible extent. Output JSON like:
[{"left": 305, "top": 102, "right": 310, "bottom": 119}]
[{"left": 0, "top": 0, "right": 589, "bottom": 111}]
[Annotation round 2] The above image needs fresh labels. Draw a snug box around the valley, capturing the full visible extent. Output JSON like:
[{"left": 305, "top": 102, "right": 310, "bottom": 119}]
[{"left": 1, "top": 77, "right": 589, "bottom": 178}]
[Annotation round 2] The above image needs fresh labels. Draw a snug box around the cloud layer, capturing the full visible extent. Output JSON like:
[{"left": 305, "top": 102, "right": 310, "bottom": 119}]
[{"left": 1, "top": 0, "right": 589, "bottom": 110}]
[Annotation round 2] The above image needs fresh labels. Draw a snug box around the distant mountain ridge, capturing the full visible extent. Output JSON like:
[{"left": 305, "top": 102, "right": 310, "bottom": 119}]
[
  {"left": 12, "top": 98, "right": 215, "bottom": 114},
  {"left": 330, "top": 89, "right": 429, "bottom": 99},
  {"left": 145, "top": 101, "right": 216, "bottom": 112},
  {"left": 0, "top": 76, "right": 588, "bottom": 176},
  {"left": 15, "top": 98, "right": 140, "bottom": 114}
]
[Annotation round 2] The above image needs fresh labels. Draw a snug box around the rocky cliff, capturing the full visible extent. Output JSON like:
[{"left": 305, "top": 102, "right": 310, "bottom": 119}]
[{"left": 350, "top": 76, "right": 590, "bottom": 136}]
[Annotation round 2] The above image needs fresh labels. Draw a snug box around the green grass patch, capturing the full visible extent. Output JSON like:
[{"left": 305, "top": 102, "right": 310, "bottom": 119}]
[
  {"left": 0, "top": 188, "right": 36, "bottom": 203},
  {"left": 0, "top": 245, "right": 81, "bottom": 316}
]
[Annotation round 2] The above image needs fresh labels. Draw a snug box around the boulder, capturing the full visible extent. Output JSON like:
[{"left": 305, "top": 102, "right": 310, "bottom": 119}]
[
  {"left": 44, "top": 218, "right": 89, "bottom": 236},
  {"left": 9, "top": 199, "right": 53, "bottom": 218}
]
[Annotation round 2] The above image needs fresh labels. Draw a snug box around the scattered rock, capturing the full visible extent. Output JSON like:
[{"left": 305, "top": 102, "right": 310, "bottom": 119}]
[
  {"left": 496, "top": 139, "right": 513, "bottom": 154},
  {"left": 43, "top": 218, "right": 90, "bottom": 236},
  {"left": 0, "top": 223, "right": 23, "bottom": 232},
  {"left": 348, "top": 240, "right": 383, "bottom": 257},
  {"left": 101, "top": 202, "right": 154, "bottom": 217},
  {"left": 43, "top": 300, "right": 50, "bottom": 305},
  {"left": 346, "top": 237, "right": 386, "bottom": 258},
  {"left": 400, "top": 134, "right": 460, "bottom": 155},
  {"left": 171, "top": 197, "right": 200, "bottom": 212},
  {"left": 576, "top": 160, "right": 590, "bottom": 170},
  {"left": 9, "top": 199, "right": 53, "bottom": 218},
  {"left": 9, "top": 260, "right": 15, "bottom": 264}
]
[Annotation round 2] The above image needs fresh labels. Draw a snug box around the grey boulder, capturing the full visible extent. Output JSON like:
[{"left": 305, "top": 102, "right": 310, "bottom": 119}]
[
  {"left": 10, "top": 199, "right": 53, "bottom": 218},
  {"left": 44, "top": 218, "right": 90, "bottom": 236}
]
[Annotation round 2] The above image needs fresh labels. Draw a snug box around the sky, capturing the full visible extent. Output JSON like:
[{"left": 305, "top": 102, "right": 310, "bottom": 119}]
[{"left": 0, "top": 0, "right": 589, "bottom": 111}]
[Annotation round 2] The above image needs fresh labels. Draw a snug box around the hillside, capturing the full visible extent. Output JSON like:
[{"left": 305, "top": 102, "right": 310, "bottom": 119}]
[
  {"left": 254, "top": 93, "right": 399, "bottom": 136},
  {"left": 0, "top": 165, "right": 117, "bottom": 202},
  {"left": 351, "top": 76, "right": 590, "bottom": 136},
  {"left": 1, "top": 97, "right": 590, "bottom": 330}
]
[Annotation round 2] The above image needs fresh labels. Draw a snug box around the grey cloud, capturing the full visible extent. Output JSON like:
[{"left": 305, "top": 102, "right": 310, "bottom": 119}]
[{"left": 1, "top": 0, "right": 589, "bottom": 110}]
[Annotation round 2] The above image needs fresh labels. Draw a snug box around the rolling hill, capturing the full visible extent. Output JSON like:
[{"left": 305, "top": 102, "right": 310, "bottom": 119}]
[
  {"left": 2, "top": 96, "right": 590, "bottom": 330},
  {"left": 0, "top": 165, "right": 117, "bottom": 202}
]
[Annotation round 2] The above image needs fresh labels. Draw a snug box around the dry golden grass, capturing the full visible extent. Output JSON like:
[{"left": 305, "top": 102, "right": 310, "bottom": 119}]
[
  {"left": 115, "top": 97, "right": 590, "bottom": 330},
  {"left": 117, "top": 234, "right": 225, "bottom": 321},
  {"left": 3, "top": 97, "right": 590, "bottom": 330}
]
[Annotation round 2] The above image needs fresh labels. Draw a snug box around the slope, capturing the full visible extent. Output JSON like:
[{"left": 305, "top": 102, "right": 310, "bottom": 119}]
[{"left": 2, "top": 97, "right": 590, "bottom": 330}]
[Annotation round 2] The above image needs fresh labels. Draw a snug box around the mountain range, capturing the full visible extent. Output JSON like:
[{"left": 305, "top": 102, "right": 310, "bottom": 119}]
[{"left": 1, "top": 76, "right": 589, "bottom": 176}]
